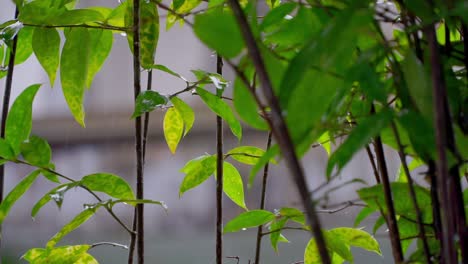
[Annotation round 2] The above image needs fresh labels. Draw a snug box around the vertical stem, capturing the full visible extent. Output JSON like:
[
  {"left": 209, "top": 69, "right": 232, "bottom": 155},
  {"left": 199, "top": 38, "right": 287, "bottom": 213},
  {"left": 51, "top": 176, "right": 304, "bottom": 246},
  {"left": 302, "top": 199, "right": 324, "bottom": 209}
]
[
  {"left": 128, "top": 207, "right": 137, "bottom": 264},
  {"left": 254, "top": 132, "right": 272, "bottom": 264},
  {"left": 372, "top": 106, "right": 404, "bottom": 263},
  {"left": 142, "top": 70, "right": 153, "bottom": 161},
  {"left": 226, "top": 1, "right": 330, "bottom": 263},
  {"left": 365, "top": 146, "right": 381, "bottom": 184},
  {"left": 391, "top": 123, "right": 431, "bottom": 263},
  {"left": 215, "top": 55, "right": 223, "bottom": 264},
  {"left": 0, "top": 7, "right": 19, "bottom": 250},
  {"left": 131, "top": 0, "right": 145, "bottom": 263}
]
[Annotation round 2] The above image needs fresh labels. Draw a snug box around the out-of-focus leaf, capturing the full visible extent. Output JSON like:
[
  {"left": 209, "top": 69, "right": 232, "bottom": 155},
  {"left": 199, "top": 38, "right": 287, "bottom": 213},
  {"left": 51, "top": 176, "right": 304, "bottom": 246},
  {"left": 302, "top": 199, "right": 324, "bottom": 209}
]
[
  {"left": 49, "top": 9, "right": 105, "bottom": 25},
  {"left": 171, "top": 97, "right": 195, "bottom": 137},
  {"left": 179, "top": 155, "right": 216, "bottom": 196},
  {"left": 21, "top": 135, "right": 52, "bottom": 167},
  {"left": 261, "top": 3, "right": 296, "bottom": 30},
  {"left": 354, "top": 207, "right": 375, "bottom": 227},
  {"left": 163, "top": 107, "right": 184, "bottom": 154},
  {"left": 167, "top": 0, "right": 202, "bottom": 30},
  {"left": 5, "top": 84, "right": 41, "bottom": 156},
  {"left": 46, "top": 209, "right": 97, "bottom": 248},
  {"left": 269, "top": 217, "right": 288, "bottom": 252},
  {"left": 197, "top": 88, "right": 242, "bottom": 140},
  {"left": 80, "top": 173, "right": 135, "bottom": 200},
  {"left": 0, "top": 138, "right": 14, "bottom": 159},
  {"left": 0, "top": 170, "right": 41, "bottom": 224},
  {"left": 224, "top": 210, "right": 275, "bottom": 232},
  {"left": 279, "top": 207, "right": 305, "bottom": 225},
  {"left": 132, "top": 90, "right": 168, "bottom": 118},
  {"left": 32, "top": 28, "right": 60, "bottom": 86},
  {"left": 233, "top": 78, "right": 268, "bottom": 130}
]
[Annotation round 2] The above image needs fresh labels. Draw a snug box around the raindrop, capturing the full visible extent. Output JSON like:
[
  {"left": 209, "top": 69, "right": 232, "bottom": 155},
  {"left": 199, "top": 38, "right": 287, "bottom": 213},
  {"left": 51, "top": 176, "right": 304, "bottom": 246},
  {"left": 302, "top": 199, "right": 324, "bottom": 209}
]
[
  {"left": 241, "top": 228, "right": 247, "bottom": 231},
  {"left": 120, "top": 32, "right": 127, "bottom": 37}
]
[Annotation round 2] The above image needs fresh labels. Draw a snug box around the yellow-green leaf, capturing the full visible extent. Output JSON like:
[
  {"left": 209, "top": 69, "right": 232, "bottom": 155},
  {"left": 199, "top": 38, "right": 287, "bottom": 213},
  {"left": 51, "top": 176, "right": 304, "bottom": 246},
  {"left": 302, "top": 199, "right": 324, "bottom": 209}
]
[
  {"left": 21, "top": 135, "right": 52, "bottom": 167},
  {"left": 0, "top": 170, "right": 41, "bottom": 224},
  {"left": 171, "top": 96, "right": 194, "bottom": 136},
  {"left": 61, "top": 27, "right": 90, "bottom": 126},
  {"left": 221, "top": 162, "right": 247, "bottom": 209},
  {"left": 166, "top": 0, "right": 202, "bottom": 30},
  {"left": 81, "top": 173, "right": 135, "bottom": 200},
  {"left": 23, "top": 245, "right": 92, "bottom": 264},
  {"left": 46, "top": 209, "right": 97, "bottom": 248},
  {"left": 227, "top": 146, "right": 268, "bottom": 165},
  {"left": 329, "top": 227, "right": 381, "bottom": 255},
  {"left": 32, "top": 28, "right": 60, "bottom": 86},
  {"left": 132, "top": 90, "right": 168, "bottom": 118},
  {"left": 179, "top": 155, "right": 216, "bottom": 196},
  {"left": 86, "top": 29, "right": 113, "bottom": 88},
  {"left": 164, "top": 107, "right": 184, "bottom": 154},
  {"left": 224, "top": 210, "right": 275, "bottom": 233}
]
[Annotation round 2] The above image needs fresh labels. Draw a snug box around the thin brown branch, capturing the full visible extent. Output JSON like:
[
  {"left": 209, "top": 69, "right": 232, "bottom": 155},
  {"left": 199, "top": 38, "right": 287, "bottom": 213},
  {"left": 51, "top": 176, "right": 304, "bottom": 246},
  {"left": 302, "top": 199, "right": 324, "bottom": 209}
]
[
  {"left": 225, "top": 1, "right": 330, "bottom": 262},
  {"left": 365, "top": 146, "right": 381, "bottom": 184},
  {"left": 215, "top": 55, "right": 224, "bottom": 264}
]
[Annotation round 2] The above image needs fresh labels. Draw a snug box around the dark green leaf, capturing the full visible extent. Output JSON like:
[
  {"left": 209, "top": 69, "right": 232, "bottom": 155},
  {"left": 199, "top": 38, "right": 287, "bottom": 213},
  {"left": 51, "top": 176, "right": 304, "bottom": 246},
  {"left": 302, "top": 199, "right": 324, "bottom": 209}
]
[
  {"left": 233, "top": 78, "right": 268, "bottom": 130},
  {"left": 249, "top": 145, "right": 279, "bottom": 187},
  {"left": 196, "top": 88, "right": 242, "bottom": 140},
  {"left": 269, "top": 217, "right": 288, "bottom": 252},
  {"left": 81, "top": 173, "right": 135, "bottom": 200},
  {"left": 61, "top": 27, "right": 90, "bottom": 127},
  {"left": 179, "top": 155, "right": 216, "bottom": 196},
  {"left": 152, "top": 64, "right": 186, "bottom": 81},
  {"left": 132, "top": 90, "right": 168, "bottom": 118},
  {"left": 327, "top": 110, "right": 393, "bottom": 177},
  {"left": 372, "top": 216, "right": 386, "bottom": 234},
  {"left": 0, "top": 170, "right": 41, "bottom": 224},
  {"left": 32, "top": 28, "right": 60, "bottom": 86},
  {"left": 164, "top": 107, "right": 184, "bottom": 154},
  {"left": 194, "top": 10, "right": 244, "bottom": 58},
  {"left": 46, "top": 209, "right": 97, "bottom": 248},
  {"left": 171, "top": 97, "right": 195, "bottom": 137},
  {"left": 86, "top": 29, "right": 113, "bottom": 88},
  {"left": 221, "top": 162, "right": 247, "bottom": 209},
  {"left": 21, "top": 135, "right": 52, "bottom": 167},
  {"left": 224, "top": 210, "right": 275, "bottom": 232},
  {"left": 5, "top": 84, "right": 41, "bottom": 156},
  {"left": 354, "top": 207, "right": 375, "bottom": 227},
  {"left": 260, "top": 2, "right": 297, "bottom": 31},
  {"left": 50, "top": 9, "right": 105, "bottom": 25}
]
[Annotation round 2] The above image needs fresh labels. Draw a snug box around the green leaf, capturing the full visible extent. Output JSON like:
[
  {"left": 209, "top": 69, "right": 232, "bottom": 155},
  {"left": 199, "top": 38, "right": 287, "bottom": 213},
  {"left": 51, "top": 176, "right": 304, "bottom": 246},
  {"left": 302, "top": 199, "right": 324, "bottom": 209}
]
[
  {"left": 324, "top": 231, "right": 353, "bottom": 262},
  {"left": 372, "top": 215, "right": 386, "bottom": 234},
  {"left": 329, "top": 227, "right": 381, "bottom": 255},
  {"left": 32, "top": 27, "right": 60, "bottom": 86},
  {"left": 233, "top": 78, "right": 268, "bottom": 130},
  {"left": 166, "top": 0, "right": 202, "bottom": 30},
  {"left": 327, "top": 110, "right": 393, "bottom": 177},
  {"left": 110, "top": 199, "right": 168, "bottom": 211},
  {"left": 354, "top": 207, "right": 375, "bottom": 227},
  {"left": 270, "top": 217, "right": 288, "bottom": 252},
  {"left": 249, "top": 145, "right": 279, "bottom": 187},
  {"left": 61, "top": 27, "right": 90, "bottom": 127},
  {"left": 151, "top": 64, "right": 186, "bottom": 81},
  {"left": 196, "top": 88, "right": 242, "bottom": 140},
  {"left": 279, "top": 207, "right": 305, "bottom": 225},
  {"left": 227, "top": 146, "right": 266, "bottom": 165},
  {"left": 401, "top": 52, "right": 433, "bottom": 122},
  {"left": 304, "top": 236, "right": 324, "bottom": 264},
  {"left": 0, "top": 138, "right": 14, "bottom": 159},
  {"left": 85, "top": 29, "right": 113, "bottom": 88},
  {"left": 170, "top": 97, "right": 194, "bottom": 137},
  {"left": 316, "top": 132, "right": 332, "bottom": 156},
  {"left": 194, "top": 10, "right": 244, "bottom": 58},
  {"left": 221, "top": 162, "right": 247, "bottom": 209},
  {"left": 23, "top": 245, "right": 92, "bottom": 264},
  {"left": 31, "top": 183, "right": 75, "bottom": 218},
  {"left": 125, "top": 0, "right": 160, "bottom": 68},
  {"left": 259, "top": 2, "right": 297, "bottom": 31},
  {"left": 179, "top": 155, "right": 216, "bottom": 196},
  {"left": 50, "top": 9, "right": 105, "bottom": 25},
  {"left": 164, "top": 107, "right": 184, "bottom": 154},
  {"left": 396, "top": 158, "right": 424, "bottom": 183},
  {"left": 5, "top": 84, "right": 41, "bottom": 156},
  {"left": 132, "top": 90, "right": 168, "bottom": 118},
  {"left": 11, "top": 26, "right": 34, "bottom": 65},
  {"left": 20, "top": 135, "right": 52, "bottom": 167},
  {"left": 224, "top": 210, "right": 275, "bottom": 232},
  {"left": 46, "top": 209, "right": 97, "bottom": 248},
  {"left": 40, "top": 167, "right": 60, "bottom": 184},
  {"left": 0, "top": 170, "right": 41, "bottom": 224},
  {"left": 191, "top": 69, "right": 229, "bottom": 90},
  {"left": 81, "top": 173, "right": 135, "bottom": 200}
]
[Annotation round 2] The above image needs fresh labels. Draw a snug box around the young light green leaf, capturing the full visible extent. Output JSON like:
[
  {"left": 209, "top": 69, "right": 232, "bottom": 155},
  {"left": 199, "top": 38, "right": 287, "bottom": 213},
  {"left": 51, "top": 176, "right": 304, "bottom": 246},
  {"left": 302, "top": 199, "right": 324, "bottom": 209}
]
[
  {"left": 193, "top": 10, "right": 244, "bottom": 58},
  {"left": 354, "top": 206, "right": 375, "bottom": 227},
  {"left": 14, "top": 26, "right": 33, "bottom": 65},
  {"left": 0, "top": 170, "right": 41, "bottom": 224},
  {"left": 324, "top": 231, "right": 353, "bottom": 262},
  {"left": 279, "top": 207, "right": 305, "bottom": 225},
  {"left": 23, "top": 245, "right": 92, "bottom": 263},
  {"left": 329, "top": 227, "right": 381, "bottom": 255},
  {"left": 171, "top": 97, "right": 195, "bottom": 137},
  {"left": 46, "top": 209, "right": 97, "bottom": 248},
  {"left": 221, "top": 162, "right": 247, "bottom": 209},
  {"left": 270, "top": 217, "right": 288, "bottom": 252},
  {"left": 304, "top": 237, "right": 322, "bottom": 264},
  {"left": 227, "top": 146, "right": 267, "bottom": 165},
  {"left": 86, "top": 29, "right": 113, "bottom": 88},
  {"left": 5, "top": 84, "right": 41, "bottom": 156},
  {"left": 233, "top": 78, "right": 268, "bottom": 130},
  {"left": 166, "top": 0, "right": 202, "bottom": 30},
  {"left": 327, "top": 110, "right": 393, "bottom": 177},
  {"left": 31, "top": 183, "right": 75, "bottom": 218},
  {"left": 21, "top": 135, "right": 52, "bottom": 167},
  {"left": 164, "top": 107, "right": 184, "bottom": 154},
  {"left": 81, "top": 173, "right": 135, "bottom": 200},
  {"left": 196, "top": 88, "right": 242, "bottom": 140},
  {"left": 32, "top": 28, "right": 60, "bottom": 86},
  {"left": 40, "top": 167, "right": 60, "bottom": 184},
  {"left": 179, "top": 155, "right": 216, "bottom": 196},
  {"left": 316, "top": 132, "right": 332, "bottom": 156},
  {"left": 74, "top": 253, "right": 99, "bottom": 264},
  {"left": 224, "top": 210, "right": 275, "bottom": 233},
  {"left": 125, "top": 0, "right": 159, "bottom": 68},
  {"left": 132, "top": 90, "right": 168, "bottom": 118},
  {"left": 61, "top": 27, "right": 90, "bottom": 127}
]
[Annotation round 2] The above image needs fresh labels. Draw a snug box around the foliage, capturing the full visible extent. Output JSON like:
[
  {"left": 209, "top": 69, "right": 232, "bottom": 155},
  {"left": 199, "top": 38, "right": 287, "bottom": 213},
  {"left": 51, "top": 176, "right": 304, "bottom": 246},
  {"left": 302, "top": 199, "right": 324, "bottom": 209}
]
[{"left": 0, "top": 0, "right": 467, "bottom": 263}]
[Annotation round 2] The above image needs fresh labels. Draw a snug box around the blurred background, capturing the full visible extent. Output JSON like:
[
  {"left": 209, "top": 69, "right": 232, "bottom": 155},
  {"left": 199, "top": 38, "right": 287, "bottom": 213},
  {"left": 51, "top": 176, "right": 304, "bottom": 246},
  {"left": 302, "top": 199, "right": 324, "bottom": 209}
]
[{"left": 0, "top": 1, "right": 401, "bottom": 263}]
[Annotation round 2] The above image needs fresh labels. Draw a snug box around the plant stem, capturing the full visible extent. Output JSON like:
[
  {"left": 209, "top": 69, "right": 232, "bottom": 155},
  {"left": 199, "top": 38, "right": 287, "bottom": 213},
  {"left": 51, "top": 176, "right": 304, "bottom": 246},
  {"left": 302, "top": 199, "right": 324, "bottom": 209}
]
[
  {"left": 142, "top": 70, "right": 153, "bottom": 162},
  {"left": 0, "top": 7, "right": 19, "bottom": 250},
  {"left": 365, "top": 146, "right": 381, "bottom": 184},
  {"left": 254, "top": 132, "right": 272, "bottom": 264},
  {"left": 215, "top": 54, "right": 224, "bottom": 264},
  {"left": 391, "top": 122, "right": 431, "bottom": 263},
  {"left": 226, "top": 1, "right": 330, "bottom": 263},
  {"left": 372, "top": 107, "right": 403, "bottom": 263},
  {"left": 131, "top": 0, "right": 145, "bottom": 263}
]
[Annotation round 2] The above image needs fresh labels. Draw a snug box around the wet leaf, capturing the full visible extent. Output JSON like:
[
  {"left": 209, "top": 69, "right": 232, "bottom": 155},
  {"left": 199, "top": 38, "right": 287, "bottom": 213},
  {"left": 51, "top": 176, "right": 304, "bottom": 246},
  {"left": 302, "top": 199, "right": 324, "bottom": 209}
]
[
  {"left": 132, "top": 90, "right": 168, "bottom": 118},
  {"left": 31, "top": 183, "right": 76, "bottom": 218},
  {"left": 224, "top": 210, "right": 275, "bottom": 232},
  {"left": 81, "top": 173, "right": 135, "bottom": 200}
]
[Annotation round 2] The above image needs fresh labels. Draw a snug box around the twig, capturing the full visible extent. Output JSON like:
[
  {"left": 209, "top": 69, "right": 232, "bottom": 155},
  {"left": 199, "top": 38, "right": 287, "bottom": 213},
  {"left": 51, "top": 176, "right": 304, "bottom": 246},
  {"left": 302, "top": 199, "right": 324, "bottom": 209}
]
[
  {"left": 0, "top": 7, "right": 19, "bottom": 249},
  {"left": 91, "top": 242, "right": 129, "bottom": 250},
  {"left": 317, "top": 201, "right": 366, "bottom": 214},
  {"left": 254, "top": 132, "right": 272, "bottom": 264},
  {"left": 215, "top": 55, "right": 223, "bottom": 264},
  {"left": 391, "top": 122, "right": 431, "bottom": 262},
  {"left": 260, "top": 226, "right": 308, "bottom": 237},
  {"left": 226, "top": 1, "right": 330, "bottom": 262},
  {"left": 226, "top": 256, "right": 240, "bottom": 264},
  {"left": 365, "top": 146, "right": 381, "bottom": 184}
]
